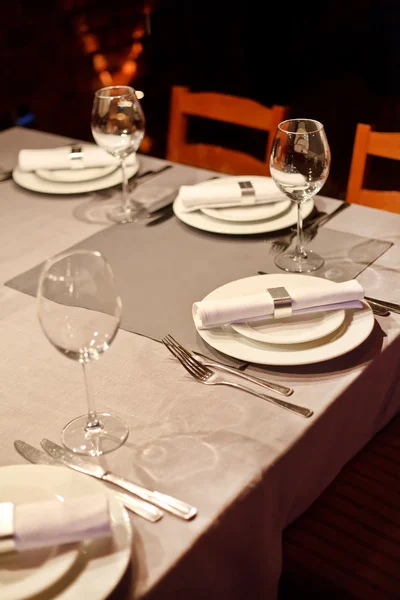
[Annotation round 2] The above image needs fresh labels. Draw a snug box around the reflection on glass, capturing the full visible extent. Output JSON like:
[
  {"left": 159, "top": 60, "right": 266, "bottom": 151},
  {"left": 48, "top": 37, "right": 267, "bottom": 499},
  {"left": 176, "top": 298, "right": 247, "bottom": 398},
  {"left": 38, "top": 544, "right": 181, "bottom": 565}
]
[
  {"left": 37, "top": 249, "right": 128, "bottom": 456},
  {"left": 270, "top": 118, "right": 331, "bottom": 272}
]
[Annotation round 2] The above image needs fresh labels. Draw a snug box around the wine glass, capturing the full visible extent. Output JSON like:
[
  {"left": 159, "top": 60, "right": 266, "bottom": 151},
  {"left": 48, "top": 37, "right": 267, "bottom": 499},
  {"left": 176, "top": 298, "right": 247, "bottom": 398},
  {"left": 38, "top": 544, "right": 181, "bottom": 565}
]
[
  {"left": 91, "top": 85, "right": 145, "bottom": 224},
  {"left": 270, "top": 118, "right": 331, "bottom": 272},
  {"left": 37, "top": 249, "right": 129, "bottom": 456}
]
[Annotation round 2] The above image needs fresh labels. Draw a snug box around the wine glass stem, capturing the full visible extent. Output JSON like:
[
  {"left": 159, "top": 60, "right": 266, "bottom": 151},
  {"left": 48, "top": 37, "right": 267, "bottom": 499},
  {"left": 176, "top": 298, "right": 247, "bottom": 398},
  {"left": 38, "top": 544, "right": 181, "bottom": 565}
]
[
  {"left": 295, "top": 202, "right": 307, "bottom": 259},
  {"left": 82, "top": 362, "right": 101, "bottom": 430},
  {"left": 120, "top": 157, "right": 130, "bottom": 213}
]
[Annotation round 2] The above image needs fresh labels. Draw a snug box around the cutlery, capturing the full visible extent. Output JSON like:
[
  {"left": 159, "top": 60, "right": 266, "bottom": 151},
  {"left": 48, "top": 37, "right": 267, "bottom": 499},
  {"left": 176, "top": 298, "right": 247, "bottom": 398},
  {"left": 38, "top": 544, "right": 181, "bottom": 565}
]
[
  {"left": 136, "top": 164, "right": 172, "bottom": 185},
  {"left": 40, "top": 439, "right": 197, "bottom": 521},
  {"left": 363, "top": 297, "right": 400, "bottom": 315},
  {"left": 14, "top": 440, "right": 163, "bottom": 522},
  {"left": 146, "top": 202, "right": 175, "bottom": 226},
  {"left": 256, "top": 271, "right": 390, "bottom": 317},
  {"left": 0, "top": 169, "right": 12, "bottom": 182},
  {"left": 269, "top": 202, "right": 350, "bottom": 254},
  {"left": 302, "top": 201, "right": 351, "bottom": 243},
  {"left": 162, "top": 336, "right": 313, "bottom": 418},
  {"left": 269, "top": 210, "right": 327, "bottom": 254},
  {"left": 164, "top": 335, "right": 293, "bottom": 396}
]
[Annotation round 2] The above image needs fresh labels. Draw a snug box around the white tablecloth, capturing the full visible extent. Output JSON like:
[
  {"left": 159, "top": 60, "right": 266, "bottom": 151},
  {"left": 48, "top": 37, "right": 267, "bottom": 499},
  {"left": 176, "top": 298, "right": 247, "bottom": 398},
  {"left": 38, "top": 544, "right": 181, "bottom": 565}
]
[{"left": 0, "top": 127, "right": 399, "bottom": 599}]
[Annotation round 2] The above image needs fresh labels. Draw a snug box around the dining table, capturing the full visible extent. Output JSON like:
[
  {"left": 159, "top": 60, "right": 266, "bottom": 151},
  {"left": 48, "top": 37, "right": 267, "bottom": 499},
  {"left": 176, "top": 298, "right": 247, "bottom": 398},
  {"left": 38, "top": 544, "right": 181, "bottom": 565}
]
[{"left": 0, "top": 125, "right": 399, "bottom": 600}]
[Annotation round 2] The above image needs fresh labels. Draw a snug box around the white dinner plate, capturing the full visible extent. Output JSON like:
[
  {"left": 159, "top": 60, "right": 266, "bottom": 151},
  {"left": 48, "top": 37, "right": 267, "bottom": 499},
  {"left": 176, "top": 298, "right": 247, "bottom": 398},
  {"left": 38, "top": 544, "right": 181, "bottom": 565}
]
[
  {"left": 12, "top": 160, "right": 138, "bottom": 195},
  {"left": 0, "top": 465, "right": 132, "bottom": 600},
  {"left": 36, "top": 165, "right": 118, "bottom": 183},
  {"left": 174, "top": 177, "right": 314, "bottom": 235},
  {"left": 195, "top": 274, "right": 374, "bottom": 365}
]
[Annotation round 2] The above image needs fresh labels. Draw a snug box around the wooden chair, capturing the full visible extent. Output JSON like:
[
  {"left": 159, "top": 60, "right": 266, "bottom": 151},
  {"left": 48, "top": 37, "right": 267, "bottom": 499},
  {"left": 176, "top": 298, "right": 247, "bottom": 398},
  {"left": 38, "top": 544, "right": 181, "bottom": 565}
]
[
  {"left": 279, "top": 416, "right": 400, "bottom": 599},
  {"left": 346, "top": 123, "right": 400, "bottom": 213},
  {"left": 166, "top": 86, "right": 288, "bottom": 176}
]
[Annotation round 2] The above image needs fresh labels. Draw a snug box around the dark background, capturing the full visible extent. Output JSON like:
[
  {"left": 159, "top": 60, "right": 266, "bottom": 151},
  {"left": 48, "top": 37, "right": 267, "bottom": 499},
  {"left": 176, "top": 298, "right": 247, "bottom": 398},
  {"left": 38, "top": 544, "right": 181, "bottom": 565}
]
[{"left": 1, "top": 0, "right": 398, "bottom": 199}]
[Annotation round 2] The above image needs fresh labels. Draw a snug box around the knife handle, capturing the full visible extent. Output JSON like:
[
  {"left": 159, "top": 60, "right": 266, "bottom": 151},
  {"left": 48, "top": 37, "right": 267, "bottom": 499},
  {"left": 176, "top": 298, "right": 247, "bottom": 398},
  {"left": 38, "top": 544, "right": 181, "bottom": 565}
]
[
  {"left": 103, "top": 473, "right": 197, "bottom": 521},
  {"left": 114, "top": 492, "right": 163, "bottom": 522}
]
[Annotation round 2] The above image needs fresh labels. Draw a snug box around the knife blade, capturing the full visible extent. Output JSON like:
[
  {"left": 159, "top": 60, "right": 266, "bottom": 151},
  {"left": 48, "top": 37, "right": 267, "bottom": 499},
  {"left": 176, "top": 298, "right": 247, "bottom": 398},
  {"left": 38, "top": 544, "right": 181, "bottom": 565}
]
[
  {"left": 14, "top": 441, "right": 163, "bottom": 522},
  {"left": 40, "top": 439, "right": 197, "bottom": 521}
]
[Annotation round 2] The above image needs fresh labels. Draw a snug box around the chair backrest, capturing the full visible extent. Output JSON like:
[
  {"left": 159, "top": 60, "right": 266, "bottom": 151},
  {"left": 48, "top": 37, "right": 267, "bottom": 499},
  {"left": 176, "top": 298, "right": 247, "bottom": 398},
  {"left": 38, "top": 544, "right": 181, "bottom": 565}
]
[
  {"left": 346, "top": 123, "right": 400, "bottom": 213},
  {"left": 166, "top": 86, "right": 289, "bottom": 176}
]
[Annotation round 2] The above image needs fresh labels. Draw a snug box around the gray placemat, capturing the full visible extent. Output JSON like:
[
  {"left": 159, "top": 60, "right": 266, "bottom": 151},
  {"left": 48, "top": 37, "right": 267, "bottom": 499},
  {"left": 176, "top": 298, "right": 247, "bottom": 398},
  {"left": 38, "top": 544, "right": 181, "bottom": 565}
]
[{"left": 5, "top": 212, "right": 392, "bottom": 362}]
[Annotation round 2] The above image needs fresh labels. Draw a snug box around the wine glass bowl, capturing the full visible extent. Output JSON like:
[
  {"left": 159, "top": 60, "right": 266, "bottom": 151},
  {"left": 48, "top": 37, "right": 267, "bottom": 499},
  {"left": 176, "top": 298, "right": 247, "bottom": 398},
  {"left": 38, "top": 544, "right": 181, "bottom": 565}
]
[
  {"left": 91, "top": 85, "right": 145, "bottom": 224},
  {"left": 37, "top": 249, "right": 128, "bottom": 456},
  {"left": 270, "top": 118, "right": 331, "bottom": 272}
]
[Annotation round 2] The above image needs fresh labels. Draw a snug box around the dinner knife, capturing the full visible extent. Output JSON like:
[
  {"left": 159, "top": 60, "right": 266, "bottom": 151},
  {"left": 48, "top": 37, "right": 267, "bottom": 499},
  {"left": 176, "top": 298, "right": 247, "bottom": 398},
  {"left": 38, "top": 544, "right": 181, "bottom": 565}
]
[
  {"left": 40, "top": 439, "right": 197, "bottom": 521},
  {"left": 14, "top": 440, "right": 163, "bottom": 523},
  {"left": 364, "top": 297, "right": 400, "bottom": 315}
]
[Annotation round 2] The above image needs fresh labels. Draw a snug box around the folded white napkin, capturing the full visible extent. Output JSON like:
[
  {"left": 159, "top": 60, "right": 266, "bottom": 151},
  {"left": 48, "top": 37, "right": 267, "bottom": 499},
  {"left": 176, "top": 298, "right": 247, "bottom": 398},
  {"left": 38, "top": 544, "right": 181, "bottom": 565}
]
[
  {"left": 193, "top": 280, "right": 364, "bottom": 329},
  {"left": 178, "top": 178, "right": 286, "bottom": 212},
  {"left": 18, "top": 144, "right": 137, "bottom": 172},
  {"left": 0, "top": 494, "right": 111, "bottom": 553}
]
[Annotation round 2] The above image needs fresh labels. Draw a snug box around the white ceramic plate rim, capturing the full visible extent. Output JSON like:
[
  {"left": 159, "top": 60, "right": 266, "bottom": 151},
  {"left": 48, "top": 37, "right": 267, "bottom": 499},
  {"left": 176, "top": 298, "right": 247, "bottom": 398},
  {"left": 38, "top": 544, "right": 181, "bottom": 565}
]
[
  {"left": 36, "top": 164, "right": 118, "bottom": 183},
  {"left": 0, "top": 465, "right": 132, "bottom": 600},
  {"left": 174, "top": 178, "right": 314, "bottom": 234},
  {"left": 230, "top": 276, "right": 346, "bottom": 344},
  {"left": 12, "top": 160, "right": 138, "bottom": 195},
  {"left": 195, "top": 274, "right": 374, "bottom": 365}
]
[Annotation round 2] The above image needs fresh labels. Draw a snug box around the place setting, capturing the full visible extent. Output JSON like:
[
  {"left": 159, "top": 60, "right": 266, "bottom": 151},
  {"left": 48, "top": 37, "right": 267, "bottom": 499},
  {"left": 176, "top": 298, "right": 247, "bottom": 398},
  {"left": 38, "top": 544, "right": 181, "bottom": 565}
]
[
  {"left": 0, "top": 246, "right": 198, "bottom": 600},
  {"left": 173, "top": 175, "right": 315, "bottom": 235}
]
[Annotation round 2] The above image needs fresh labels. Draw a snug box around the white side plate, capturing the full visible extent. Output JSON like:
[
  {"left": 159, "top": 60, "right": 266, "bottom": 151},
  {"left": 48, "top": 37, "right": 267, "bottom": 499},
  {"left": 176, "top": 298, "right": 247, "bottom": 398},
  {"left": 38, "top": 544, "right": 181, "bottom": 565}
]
[{"left": 0, "top": 465, "right": 132, "bottom": 600}]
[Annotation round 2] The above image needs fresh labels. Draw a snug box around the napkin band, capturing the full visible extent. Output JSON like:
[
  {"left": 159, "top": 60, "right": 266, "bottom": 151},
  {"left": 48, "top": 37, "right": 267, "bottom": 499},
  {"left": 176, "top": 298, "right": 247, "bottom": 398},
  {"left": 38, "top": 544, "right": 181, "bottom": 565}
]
[
  {"left": 268, "top": 286, "right": 293, "bottom": 318},
  {"left": 239, "top": 181, "right": 256, "bottom": 205},
  {"left": 0, "top": 502, "right": 15, "bottom": 554},
  {"left": 69, "top": 145, "right": 84, "bottom": 169}
]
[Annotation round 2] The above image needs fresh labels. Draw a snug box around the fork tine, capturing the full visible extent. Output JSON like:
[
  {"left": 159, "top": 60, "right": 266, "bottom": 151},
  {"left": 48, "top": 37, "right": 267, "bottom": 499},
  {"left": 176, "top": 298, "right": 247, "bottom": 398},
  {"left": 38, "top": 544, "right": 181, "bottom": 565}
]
[
  {"left": 165, "top": 335, "right": 212, "bottom": 377},
  {"left": 162, "top": 338, "right": 201, "bottom": 380}
]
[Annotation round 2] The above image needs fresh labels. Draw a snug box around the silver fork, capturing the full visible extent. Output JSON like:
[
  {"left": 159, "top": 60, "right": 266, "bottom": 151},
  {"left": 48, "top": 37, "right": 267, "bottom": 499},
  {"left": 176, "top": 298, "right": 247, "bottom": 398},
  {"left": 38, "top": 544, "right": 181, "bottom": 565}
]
[
  {"left": 269, "top": 212, "right": 327, "bottom": 254},
  {"left": 162, "top": 336, "right": 313, "bottom": 418},
  {"left": 164, "top": 335, "right": 293, "bottom": 397}
]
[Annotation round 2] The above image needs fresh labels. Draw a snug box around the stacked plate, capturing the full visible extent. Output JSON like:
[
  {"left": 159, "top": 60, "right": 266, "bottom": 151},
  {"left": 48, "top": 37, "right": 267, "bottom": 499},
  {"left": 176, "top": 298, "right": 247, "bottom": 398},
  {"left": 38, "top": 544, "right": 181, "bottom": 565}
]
[
  {"left": 0, "top": 465, "right": 132, "bottom": 600},
  {"left": 173, "top": 175, "right": 315, "bottom": 235},
  {"left": 12, "top": 160, "right": 139, "bottom": 195},
  {"left": 195, "top": 274, "right": 375, "bottom": 366}
]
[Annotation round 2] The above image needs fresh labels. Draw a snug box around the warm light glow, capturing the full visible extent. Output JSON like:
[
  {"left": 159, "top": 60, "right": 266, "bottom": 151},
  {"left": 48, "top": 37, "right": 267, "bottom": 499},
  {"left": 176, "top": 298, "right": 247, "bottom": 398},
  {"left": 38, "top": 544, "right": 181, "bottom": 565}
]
[
  {"left": 136, "top": 90, "right": 144, "bottom": 99},
  {"left": 132, "top": 25, "right": 145, "bottom": 39},
  {"left": 93, "top": 54, "right": 108, "bottom": 72},
  {"left": 121, "top": 60, "right": 137, "bottom": 76},
  {"left": 99, "top": 71, "right": 113, "bottom": 86},
  {"left": 129, "top": 42, "right": 143, "bottom": 59},
  {"left": 82, "top": 33, "right": 99, "bottom": 54},
  {"left": 140, "top": 135, "right": 152, "bottom": 153}
]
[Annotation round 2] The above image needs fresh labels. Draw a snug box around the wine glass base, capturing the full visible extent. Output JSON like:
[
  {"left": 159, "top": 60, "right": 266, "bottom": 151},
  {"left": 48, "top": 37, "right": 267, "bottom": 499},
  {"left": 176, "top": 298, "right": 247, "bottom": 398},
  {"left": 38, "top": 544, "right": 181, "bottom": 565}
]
[
  {"left": 274, "top": 249, "right": 324, "bottom": 273},
  {"left": 107, "top": 205, "right": 144, "bottom": 224},
  {"left": 62, "top": 413, "right": 129, "bottom": 456}
]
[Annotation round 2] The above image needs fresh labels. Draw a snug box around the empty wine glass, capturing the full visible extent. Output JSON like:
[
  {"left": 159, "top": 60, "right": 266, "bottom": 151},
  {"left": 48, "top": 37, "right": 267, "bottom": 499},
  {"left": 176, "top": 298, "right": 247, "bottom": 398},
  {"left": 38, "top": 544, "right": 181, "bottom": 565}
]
[
  {"left": 37, "top": 249, "right": 128, "bottom": 456},
  {"left": 91, "top": 85, "right": 145, "bottom": 224},
  {"left": 270, "top": 119, "right": 331, "bottom": 272}
]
